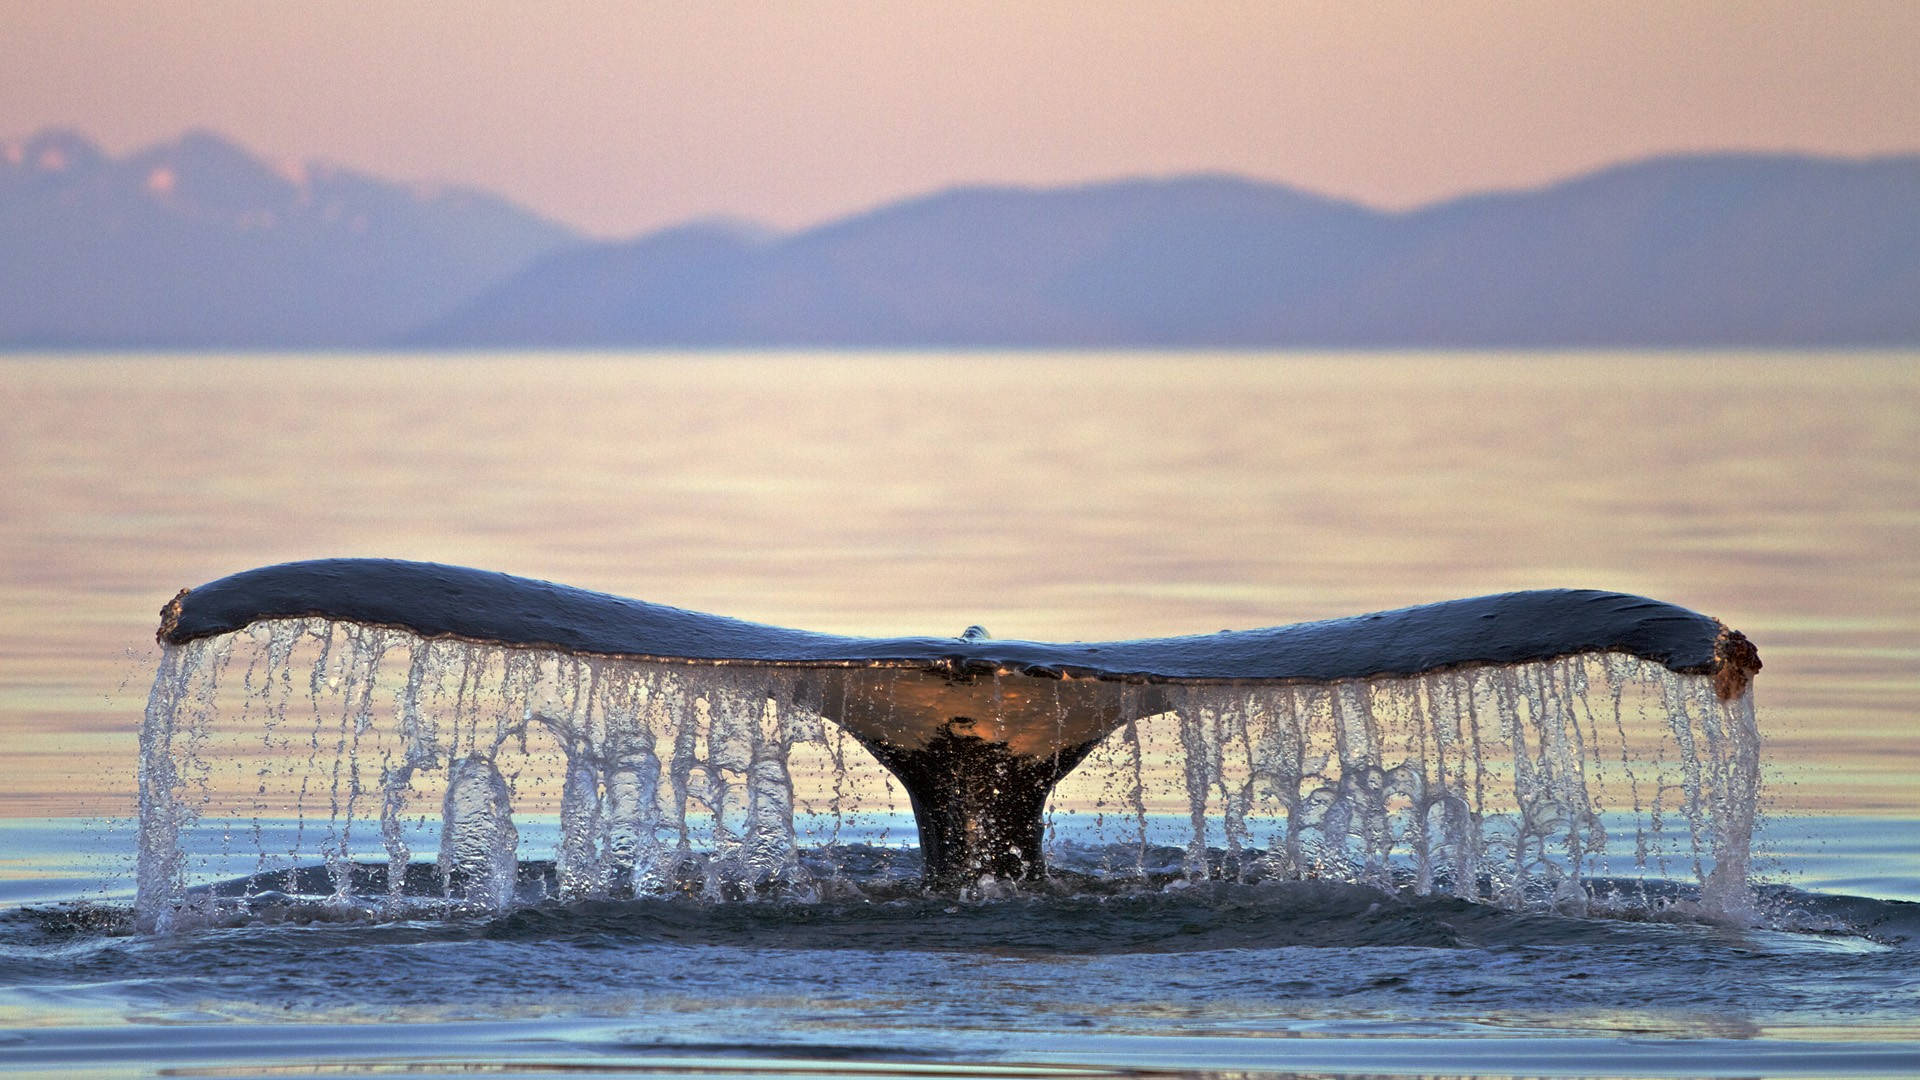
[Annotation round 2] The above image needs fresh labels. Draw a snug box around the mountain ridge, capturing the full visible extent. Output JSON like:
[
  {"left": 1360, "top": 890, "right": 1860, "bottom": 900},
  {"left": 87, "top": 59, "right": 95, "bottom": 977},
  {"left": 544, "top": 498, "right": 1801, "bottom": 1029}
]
[
  {"left": 4, "top": 130, "right": 1914, "bottom": 349},
  {"left": 421, "top": 151, "right": 1920, "bottom": 348},
  {"left": 0, "top": 128, "right": 578, "bottom": 348}
]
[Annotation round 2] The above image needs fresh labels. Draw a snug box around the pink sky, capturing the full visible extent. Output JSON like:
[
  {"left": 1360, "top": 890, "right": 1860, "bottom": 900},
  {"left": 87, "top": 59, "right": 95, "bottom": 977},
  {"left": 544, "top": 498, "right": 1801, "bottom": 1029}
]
[{"left": 3, "top": 1, "right": 1915, "bottom": 237}]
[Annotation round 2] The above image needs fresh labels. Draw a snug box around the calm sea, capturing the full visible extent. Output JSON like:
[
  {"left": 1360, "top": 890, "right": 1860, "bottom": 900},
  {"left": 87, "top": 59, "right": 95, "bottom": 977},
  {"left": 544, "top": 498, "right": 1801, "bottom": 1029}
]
[
  {"left": 3, "top": 352, "right": 1915, "bottom": 813},
  {"left": 2, "top": 351, "right": 1917, "bottom": 1078}
]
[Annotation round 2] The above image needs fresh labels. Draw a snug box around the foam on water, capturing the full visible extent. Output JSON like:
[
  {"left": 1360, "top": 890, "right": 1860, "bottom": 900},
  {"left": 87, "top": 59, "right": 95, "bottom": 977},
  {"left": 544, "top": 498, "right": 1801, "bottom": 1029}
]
[{"left": 133, "top": 617, "right": 1763, "bottom": 931}]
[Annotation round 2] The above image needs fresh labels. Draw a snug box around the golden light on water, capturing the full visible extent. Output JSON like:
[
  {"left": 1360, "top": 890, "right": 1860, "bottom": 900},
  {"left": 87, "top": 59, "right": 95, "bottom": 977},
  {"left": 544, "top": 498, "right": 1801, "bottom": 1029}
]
[{"left": 2, "top": 352, "right": 1916, "bottom": 815}]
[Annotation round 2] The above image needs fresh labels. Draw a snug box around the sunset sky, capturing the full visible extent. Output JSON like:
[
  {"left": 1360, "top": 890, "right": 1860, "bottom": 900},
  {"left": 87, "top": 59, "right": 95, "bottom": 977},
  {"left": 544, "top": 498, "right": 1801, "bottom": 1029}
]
[{"left": 3, "top": 1, "right": 1915, "bottom": 237}]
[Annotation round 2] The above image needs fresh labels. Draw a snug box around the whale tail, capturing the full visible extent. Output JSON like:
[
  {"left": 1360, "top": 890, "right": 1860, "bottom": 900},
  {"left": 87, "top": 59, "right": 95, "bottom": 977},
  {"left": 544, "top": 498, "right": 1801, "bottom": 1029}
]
[{"left": 150, "top": 559, "right": 1759, "bottom": 891}]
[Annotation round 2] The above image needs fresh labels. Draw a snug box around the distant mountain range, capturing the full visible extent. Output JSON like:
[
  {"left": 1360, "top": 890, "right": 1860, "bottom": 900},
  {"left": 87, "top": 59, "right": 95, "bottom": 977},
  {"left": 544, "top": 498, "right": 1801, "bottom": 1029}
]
[
  {"left": 5, "top": 129, "right": 1916, "bottom": 349},
  {"left": 0, "top": 129, "right": 576, "bottom": 347}
]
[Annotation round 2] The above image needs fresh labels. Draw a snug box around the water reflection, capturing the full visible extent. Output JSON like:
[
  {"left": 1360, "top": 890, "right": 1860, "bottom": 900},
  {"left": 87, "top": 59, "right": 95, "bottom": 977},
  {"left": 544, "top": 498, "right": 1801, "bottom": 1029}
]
[{"left": 2, "top": 351, "right": 1915, "bottom": 814}]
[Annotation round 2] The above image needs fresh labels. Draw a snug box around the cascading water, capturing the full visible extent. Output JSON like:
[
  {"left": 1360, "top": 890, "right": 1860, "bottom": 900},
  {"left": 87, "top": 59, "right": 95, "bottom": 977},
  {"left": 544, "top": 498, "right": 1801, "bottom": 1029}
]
[
  {"left": 1053, "top": 655, "right": 1761, "bottom": 913},
  {"left": 134, "top": 619, "right": 871, "bottom": 930},
  {"left": 135, "top": 606, "right": 1763, "bottom": 932}
]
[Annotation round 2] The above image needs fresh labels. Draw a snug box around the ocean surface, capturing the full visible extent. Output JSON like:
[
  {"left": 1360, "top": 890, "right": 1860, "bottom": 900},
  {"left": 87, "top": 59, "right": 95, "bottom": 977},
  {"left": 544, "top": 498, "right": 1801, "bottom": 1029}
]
[
  {"left": 2, "top": 351, "right": 1918, "bottom": 1078},
  {"left": 3, "top": 813, "right": 1919, "bottom": 1078}
]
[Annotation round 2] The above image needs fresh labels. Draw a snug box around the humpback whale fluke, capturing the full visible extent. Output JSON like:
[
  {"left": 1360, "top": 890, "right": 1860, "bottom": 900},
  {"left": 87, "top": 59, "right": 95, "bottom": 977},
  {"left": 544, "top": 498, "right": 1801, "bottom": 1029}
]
[{"left": 154, "top": 558, "right": 1760, "bottom": 888}]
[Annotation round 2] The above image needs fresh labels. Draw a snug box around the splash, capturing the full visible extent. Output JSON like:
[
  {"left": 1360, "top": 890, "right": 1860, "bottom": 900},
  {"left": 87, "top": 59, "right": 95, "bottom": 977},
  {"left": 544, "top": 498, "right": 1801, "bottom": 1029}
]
[{"left": 135, "top": 614, "right": 1762, "bottom": 931}]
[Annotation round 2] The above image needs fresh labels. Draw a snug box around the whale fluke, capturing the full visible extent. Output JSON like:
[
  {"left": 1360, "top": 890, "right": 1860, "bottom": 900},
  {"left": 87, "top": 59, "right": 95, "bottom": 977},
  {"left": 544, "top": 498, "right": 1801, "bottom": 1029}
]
[{"left": 156, "top": 559, "right": 1759, "bottom": 887}]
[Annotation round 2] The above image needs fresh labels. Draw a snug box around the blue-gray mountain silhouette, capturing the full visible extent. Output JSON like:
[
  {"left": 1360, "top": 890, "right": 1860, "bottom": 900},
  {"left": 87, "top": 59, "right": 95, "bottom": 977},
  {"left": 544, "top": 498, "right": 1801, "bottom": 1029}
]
[
  {"left": 0, "top": 129, "right": 576, "bottom": 347},
  {"left": 422, "top": 154, "right": 1918, "bottom": 348},
  {"left": 4, "top": 130, "right": 1914, "bottom": 349}
]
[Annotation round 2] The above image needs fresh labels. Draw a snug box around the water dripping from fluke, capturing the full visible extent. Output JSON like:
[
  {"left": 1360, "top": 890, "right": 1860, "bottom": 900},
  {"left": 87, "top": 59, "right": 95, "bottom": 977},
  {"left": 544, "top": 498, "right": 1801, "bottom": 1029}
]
[{"left": 137, "top": 558, "right": 1763, "bottom": 932}]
